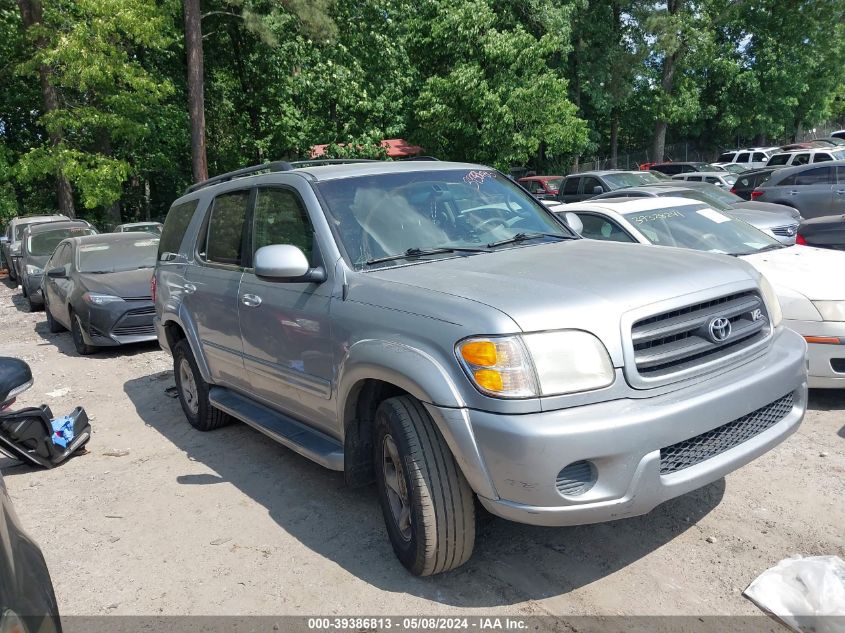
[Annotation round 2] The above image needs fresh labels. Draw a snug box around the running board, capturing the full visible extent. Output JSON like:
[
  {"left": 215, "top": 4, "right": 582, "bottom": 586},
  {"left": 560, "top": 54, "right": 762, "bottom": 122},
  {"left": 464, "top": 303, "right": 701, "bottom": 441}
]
[{"left": 208, "top": 387, "right": 344, "bottom": 471}]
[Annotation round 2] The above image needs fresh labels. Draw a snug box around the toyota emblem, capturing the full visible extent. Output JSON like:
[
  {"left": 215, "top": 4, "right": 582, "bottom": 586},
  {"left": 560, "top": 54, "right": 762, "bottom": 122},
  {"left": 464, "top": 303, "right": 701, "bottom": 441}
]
[{"left": 708, "top": 317, "right": 732, "bottom": 342}]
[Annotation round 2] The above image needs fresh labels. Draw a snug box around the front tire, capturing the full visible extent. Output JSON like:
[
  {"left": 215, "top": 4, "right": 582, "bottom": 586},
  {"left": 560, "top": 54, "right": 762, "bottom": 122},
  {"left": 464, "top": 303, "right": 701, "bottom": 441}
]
[
  {"left": 70, "top": 311, "right": 96, "bottom": 355},
  {"left": 45, "top": 300, "right": 64, "bottom": 332},
  {"left": 374, "top": 395, "right": 475, "bottom": 576},
  {"left": 172, "top": 339, "right": 231, "bottom": 431}
]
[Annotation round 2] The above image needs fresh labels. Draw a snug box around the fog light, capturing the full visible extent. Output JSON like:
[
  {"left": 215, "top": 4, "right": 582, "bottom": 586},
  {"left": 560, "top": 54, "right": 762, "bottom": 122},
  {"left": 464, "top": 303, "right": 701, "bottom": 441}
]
[{"left": 555, "top": 460, "right": 597, "bottom": 497}]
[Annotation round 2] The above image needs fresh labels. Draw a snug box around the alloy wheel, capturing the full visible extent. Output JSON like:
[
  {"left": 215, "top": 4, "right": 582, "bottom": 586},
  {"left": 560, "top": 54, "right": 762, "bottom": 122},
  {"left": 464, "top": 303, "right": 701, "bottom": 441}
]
[{"left": 382, "top": 434, "right": 412, "bottom": 542}]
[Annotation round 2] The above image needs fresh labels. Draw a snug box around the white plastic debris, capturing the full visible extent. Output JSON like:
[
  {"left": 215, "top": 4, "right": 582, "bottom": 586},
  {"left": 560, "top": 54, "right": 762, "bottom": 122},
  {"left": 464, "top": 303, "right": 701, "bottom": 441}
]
[{"left": 743, "top": 555, "right": 845, "bottom": 633}]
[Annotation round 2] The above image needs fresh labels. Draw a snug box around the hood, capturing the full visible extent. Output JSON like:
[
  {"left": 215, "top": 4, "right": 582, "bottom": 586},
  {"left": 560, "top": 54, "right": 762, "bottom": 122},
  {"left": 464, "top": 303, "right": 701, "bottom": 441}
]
[
  {"left": 79, "top": 267, "right": 154, "bottom": 299},
  {"left": 741, "top": 245, "right": 845, "bottom": 301},
  {"left": 363, "top": 240, "right": 759, "bottom": 361},
  {"left": 733, "top": 201, "right": 802, "bottom": 221}
]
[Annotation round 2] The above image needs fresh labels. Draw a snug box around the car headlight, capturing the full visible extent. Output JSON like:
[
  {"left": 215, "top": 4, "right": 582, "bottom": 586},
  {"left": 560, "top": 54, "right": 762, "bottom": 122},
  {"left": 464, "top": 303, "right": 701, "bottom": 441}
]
[
  {"left": 82, "top": 292, "right": 124, "bottom": 306},
  {"left": 812, "top": 301, "right": 845, "bottom": 322},
  {"left": 10, "top": 245, "right": 21, "bottom": 255},
  {"left": 25, "top": 264, "right": 42, "bottom": 275},
  {"left": 758, "top": 274, "right": 783, "bottom": 329},
  {"left": 457, "top": 331, "right": 615, "bottom": 398}
]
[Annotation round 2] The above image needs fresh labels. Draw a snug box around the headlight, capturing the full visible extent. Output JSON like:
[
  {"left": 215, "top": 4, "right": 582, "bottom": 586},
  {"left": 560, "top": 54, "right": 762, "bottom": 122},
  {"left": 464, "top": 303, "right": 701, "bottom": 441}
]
[
  {"left": 812, "top": 300, "right": 845, "bottom": 322},
  {"left": 758, "top": 274, "right": 782, "bottom": 328},
  {"left": 10, "top": 245, "right": 21, "bottom": 255},
  {"left": 457, "top": 331, "right": 614, "bottom": 398},
  {"left": 82, "top": 292, "right": 123, "bottom": 306},
  {"left": 25, "top": 264, "right": 42, "bottom": 275}
]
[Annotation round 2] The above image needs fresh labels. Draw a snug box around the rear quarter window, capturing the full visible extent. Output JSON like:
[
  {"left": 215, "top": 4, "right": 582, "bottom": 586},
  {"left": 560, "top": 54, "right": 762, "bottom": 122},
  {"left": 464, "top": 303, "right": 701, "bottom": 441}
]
[{"left": 159, "top": 199, "right": 199, "bottom": 259}]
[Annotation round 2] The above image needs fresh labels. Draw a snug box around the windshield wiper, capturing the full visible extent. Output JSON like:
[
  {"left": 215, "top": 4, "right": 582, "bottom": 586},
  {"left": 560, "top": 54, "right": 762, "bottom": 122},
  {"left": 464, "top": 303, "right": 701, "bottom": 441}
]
[
  {"left": 83, "top": 270, "right": 113, "bottom": 274},
  {"left": 365, "top": 246, "right": 488, "bottom": 266},
  {"left": 731, "top": 243, "right": 785, "bottom": 256},
  {"left": 486, "top": 232, "right": 574, "bottom": 248}
]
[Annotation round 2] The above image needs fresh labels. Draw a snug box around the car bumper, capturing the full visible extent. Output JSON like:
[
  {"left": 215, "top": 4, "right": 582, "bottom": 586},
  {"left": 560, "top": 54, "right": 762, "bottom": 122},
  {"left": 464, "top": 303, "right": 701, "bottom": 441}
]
[
  {"left": 430, "top": 327, "right": 807, "bottom": 527},
  {"left": 785, "top": 318, "right": 845, "bottom": 388},
  {"left": 23, "top": 274, "right": 43, "bottom": 303},
  {"left": 81, "top": 301, "right": 157, "bottom": 347}
]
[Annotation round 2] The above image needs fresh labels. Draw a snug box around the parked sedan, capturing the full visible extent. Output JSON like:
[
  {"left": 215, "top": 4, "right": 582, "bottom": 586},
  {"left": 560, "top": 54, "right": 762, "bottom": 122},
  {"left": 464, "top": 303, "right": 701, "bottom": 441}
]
[
  {"left": 752, "top": 160, "right": 845, "bottom": 219},
  {"left": 555, "top": 197, "right": 845, "bottom": 388},
  {"left": 19, "top": 221, "right": 98, "bottom": 312},
  {"left": 592, "top": 183, "right": 801, "bottom": 244},
  {"left": 0, "top": 470, "right": 62, "bottom": 633},
  {"left": 41, "top": 233, "right": 159, "bottom": 355},
  {"left": 1, "top": 215, "right": 68, "bottom": 282},
  {"left": 650, "top": 162, "right": 727, "bottom": 176},
  {"left": 797, "top": 215, "right": 845, "bottom": 251},
  {"left": 672, "top": 171, "right": 738, "bottom": 189},
  {"left": 115, "top": 221, "right": 163, "bottom": 235}
]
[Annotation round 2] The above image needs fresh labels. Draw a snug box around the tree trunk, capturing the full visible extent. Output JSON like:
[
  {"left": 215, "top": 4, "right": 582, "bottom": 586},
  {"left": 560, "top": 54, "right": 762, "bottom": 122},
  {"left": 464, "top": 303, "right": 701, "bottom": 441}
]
[
  {"left": 184, "top": 0, "right": 208, "bottom": 183},
  {"left": 609, "top": 110, "right": 619, "bottom": 169},
  {"left": 793, "top": 120, "right": 803, "bottom": 143},
  {"left": 144, "top": 179, "right": 151, "bottom": 221},
  {"left": 17, "top": 0, "right": 75, "bottom": 218},
  {"left": 651, "top": 0, "right": 681, "bottom": 163}
]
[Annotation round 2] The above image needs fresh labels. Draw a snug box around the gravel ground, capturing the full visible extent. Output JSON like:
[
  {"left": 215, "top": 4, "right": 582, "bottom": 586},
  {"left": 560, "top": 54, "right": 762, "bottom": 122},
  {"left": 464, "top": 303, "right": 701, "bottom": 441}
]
[{"left": 0, "top": 275, "right": 843, "bottom": 617}]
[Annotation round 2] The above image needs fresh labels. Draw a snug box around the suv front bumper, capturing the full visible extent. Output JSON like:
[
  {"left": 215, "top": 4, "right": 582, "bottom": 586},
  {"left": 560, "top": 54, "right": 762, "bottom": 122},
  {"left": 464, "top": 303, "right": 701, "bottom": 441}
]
[{"left": 429, "top": 327, "right": 807, "bottom": 527}]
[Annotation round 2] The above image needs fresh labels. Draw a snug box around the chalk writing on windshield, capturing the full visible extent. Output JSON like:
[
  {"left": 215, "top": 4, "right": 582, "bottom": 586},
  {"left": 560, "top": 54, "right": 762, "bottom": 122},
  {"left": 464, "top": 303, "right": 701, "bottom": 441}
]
[{"left": 630, "top": 210, "right": 684, "bottom": 224}]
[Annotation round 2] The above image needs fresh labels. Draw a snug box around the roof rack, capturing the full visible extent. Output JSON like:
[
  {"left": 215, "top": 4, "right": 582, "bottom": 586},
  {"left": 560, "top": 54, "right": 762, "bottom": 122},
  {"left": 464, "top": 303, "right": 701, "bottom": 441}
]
[{"left": 184, "top": 159, "right": 380, "bottom": 195}]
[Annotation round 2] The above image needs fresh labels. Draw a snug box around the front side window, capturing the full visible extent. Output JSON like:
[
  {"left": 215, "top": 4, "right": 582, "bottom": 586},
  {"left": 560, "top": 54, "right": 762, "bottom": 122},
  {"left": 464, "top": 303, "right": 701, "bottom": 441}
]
[
  {"left": 736, "top": 152, "right": 751, "bottom": 163},
  {"left": 717, "top": 152, "right": 736, "bottom": 162},
  {"left": 768, "top": 154, "right": 791, "bottom": 166},
  {"left": 581, "top": 177, "right": 603, "bottom": 194},
  {"left": 315, "top": 169, "right": 571, "bottom": 269},
  {"left": 576, "top": 214, "right": 634, "bottom": 243},
  {"left": 204, "top": 191, "right": 250, "bottom": 266},
  {"left": 562, "top": 177, "right": 580, "bottom": 195},
  {"left": 814, "top": 153, "right": 833, "bottom": 163},
  {"left": 792, "top": 153, "right": 811, "bottom": 165},
  {"left": 253, "top": 187, "right": 314, "bottom": 264},
  {"left": 752, "top": 153, "right": 767, "bottom": 162}
]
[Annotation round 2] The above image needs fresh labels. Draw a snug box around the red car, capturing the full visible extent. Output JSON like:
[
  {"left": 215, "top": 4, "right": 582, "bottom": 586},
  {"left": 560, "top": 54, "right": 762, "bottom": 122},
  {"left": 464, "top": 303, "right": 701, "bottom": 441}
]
[{"left": 517, "top": 175, "right": 564, "bottom": 200}]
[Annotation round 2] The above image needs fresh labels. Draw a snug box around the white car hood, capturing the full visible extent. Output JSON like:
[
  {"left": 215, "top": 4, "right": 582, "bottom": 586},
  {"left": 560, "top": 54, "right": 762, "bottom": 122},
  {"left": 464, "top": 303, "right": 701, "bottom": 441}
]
[{"left": 741, "top": 245, "right": 845, "bottom": 321}]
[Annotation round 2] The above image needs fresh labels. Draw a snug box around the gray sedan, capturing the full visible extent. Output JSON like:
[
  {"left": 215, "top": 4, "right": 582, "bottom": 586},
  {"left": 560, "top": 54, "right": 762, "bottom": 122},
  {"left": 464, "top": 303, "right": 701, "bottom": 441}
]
[
  {"left": 41, "top": 233, "right": 159, "bottom": 355},
  {"left": 591, "top": 182, "right": 801, "bottom": 244}
]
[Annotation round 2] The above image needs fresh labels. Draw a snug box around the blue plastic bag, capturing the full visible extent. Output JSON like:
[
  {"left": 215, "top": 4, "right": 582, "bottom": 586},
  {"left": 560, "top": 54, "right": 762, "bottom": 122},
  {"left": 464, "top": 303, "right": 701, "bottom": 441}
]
[{"left": 50, "top": 415, "right": 76, "bottom": 449}]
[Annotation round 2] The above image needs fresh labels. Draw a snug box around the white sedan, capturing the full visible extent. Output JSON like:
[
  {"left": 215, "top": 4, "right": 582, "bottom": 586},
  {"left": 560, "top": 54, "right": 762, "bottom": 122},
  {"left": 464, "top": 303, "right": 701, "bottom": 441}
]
[{"left": 551, "top": 197, "right": 845, "bottom": 388}]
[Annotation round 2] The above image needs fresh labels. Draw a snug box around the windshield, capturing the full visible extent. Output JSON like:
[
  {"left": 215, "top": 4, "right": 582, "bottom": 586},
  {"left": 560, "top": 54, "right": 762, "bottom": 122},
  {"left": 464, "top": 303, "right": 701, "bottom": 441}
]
[
  {"left": 657, "top": 190, "right": 732, "bottom": 211},
  {"left": 77, "top": 238, "right": 160, "bottom": 273},
  {"left": 626, "top": 204, "right": 781, "bottom": 255},
  {"left": 546, "top": 178, "right": 564, "bottom": 190},
  {"left": 832, "top": 150, "right": 845, "bottom": 160},
  {"left": 315, "top": 169, "right": 571, "bottom": 269},
  {"left": 122, "top": 224, "right": 162, "bottom": 234},
  {"left": 603, "top": 172, "right": 661, "bottom": 189},
  {"left": 28, "top": 227, "right": 96, "bottom": 256}
]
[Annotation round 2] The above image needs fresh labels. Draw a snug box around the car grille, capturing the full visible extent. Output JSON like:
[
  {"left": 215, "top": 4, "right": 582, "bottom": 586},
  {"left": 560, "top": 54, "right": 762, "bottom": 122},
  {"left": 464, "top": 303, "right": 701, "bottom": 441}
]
[
  {"left": 659, "top": 393, "right": 794, "bottom": 475},
  {"left": 630, "top": 290, "right": 770, "bottom": 381},
  {"left": 125, "top": 305, "right": 156, "bottom": 316},
  {"left": 771, "top": 224, "right": 798, "bottom": 237},
  {"left": 112, "top": 324, "right": 156, "bottom": 336}
]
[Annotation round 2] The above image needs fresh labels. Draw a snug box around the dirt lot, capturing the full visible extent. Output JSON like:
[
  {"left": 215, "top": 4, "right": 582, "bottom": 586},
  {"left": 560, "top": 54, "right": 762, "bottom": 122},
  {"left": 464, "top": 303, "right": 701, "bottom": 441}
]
[{"left": 0, "top": 276, "right": 843, "bottom": 617}]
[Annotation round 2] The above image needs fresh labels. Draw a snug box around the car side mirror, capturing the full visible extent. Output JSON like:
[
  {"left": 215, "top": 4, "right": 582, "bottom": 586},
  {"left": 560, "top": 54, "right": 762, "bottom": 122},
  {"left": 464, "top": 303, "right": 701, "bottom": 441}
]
[
  {"left": 562, "top": 212, "right": 583, "bottom": 235},
  {"left": 592, "top": 186, "right": 604, "bottom": 194},
  {"left": 0, "top": 237, "right": 8, "bottom": 245},
  {"left": 46, "top": 267, "right": 66, "bottom": 279},
  {"left": 254, "top": 245, "right": 325, "bottom": 283}
]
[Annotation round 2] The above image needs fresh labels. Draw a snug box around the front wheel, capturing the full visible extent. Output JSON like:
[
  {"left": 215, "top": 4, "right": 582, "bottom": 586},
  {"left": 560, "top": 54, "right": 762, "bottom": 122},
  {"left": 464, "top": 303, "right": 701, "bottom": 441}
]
[
  {"left": 374, "top": 395, "right": 475, "bottom": 576},
  {"left": 70, "top": 311, "right": 96, "bottom": 355},
  {"left": 45, "top": 300, "right": 65, "bottom": 333}
]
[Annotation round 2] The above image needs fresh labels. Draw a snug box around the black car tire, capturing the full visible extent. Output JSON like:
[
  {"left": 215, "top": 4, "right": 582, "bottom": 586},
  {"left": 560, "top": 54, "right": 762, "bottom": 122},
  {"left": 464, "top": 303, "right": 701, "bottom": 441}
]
[
  {"left": 374, "top": 395, "right": 475, "bottom": 576},
  {"left": 70, "top": 311, "right": 96, "bottom": 355},
  {"left": 45, "top": 300, "right": 65, "bottom": 333},
  {"left": 173, "top": 339, "right": 232, "bottom": 432}
]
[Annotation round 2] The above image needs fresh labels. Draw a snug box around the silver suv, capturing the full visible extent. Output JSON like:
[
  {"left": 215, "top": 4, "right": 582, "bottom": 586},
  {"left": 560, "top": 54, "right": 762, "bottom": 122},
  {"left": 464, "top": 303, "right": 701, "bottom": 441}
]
[{"left": 154, "top": 160, "right": 808, "bottom": 575}]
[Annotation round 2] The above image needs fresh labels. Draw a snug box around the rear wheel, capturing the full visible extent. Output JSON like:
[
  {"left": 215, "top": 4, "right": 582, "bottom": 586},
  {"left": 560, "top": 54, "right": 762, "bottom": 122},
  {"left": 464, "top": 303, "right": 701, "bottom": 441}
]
[
  {"left": 70, "top": 311, "right": 96, "bottom": 355},
  {"left": 374, "top": 395, "right": 475, "bottom": 576},
  {"left": 172, "top": 339, "right": 231, "bottom": 431}
]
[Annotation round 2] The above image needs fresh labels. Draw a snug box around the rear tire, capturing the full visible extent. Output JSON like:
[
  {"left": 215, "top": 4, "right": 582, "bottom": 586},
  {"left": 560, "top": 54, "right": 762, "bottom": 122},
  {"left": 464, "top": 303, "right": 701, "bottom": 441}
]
[
  {"left": 45, "top": 300, "right": 65, "bottom": 333},
  {"left": 172, "top": 339, "right": 232, "bottom": 431},
  {"left": 374, "top": 395, "right": 475, "bottom": 576},
  {"left": 70, "top": 311, "right": 96, "bottom": 355}
]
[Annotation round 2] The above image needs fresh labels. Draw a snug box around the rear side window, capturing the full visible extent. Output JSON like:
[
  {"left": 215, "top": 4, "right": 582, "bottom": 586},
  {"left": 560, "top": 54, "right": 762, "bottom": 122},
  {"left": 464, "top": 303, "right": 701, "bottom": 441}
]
[
  {"left": 688, "top": 175, "right": 703, "bottom": 182},
  {"left": 814, "top": 153, "right": 833, "bottom": 162},
  {"left": 562, "top": 177, "right": 580, "bottom": 195},
  {"left": 717, "top": 152, "right": 735, "bottom": 163},
  {"left": 204, "top": 190, "right": 250, "bottom": 266},
  {"left": 752, "top": 153, "right": 767, "bottom": 162},
  {"left": 252, "top": 188, "right": 314, "bottom": 264},
  {"left": 792, "top": 153, "right": 811, "bottom": 165},
  {"left": 159, "top": 199, "right": 199, "bottom": 259},
  {"left": 736, "top": 152, "right": 751, "bottom": 163},
  {"left": 794, "top": 167, "right": 833, "bottom": 186},
  {"left": 767, "top": 154, "right": 791, "bottom": 166}
]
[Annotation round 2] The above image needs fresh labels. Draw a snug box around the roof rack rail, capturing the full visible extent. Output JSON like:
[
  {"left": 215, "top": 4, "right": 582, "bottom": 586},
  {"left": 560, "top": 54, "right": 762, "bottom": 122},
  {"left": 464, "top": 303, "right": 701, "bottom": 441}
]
[{"left": 184, "top": 159, "right": 379, "bottom": 195}]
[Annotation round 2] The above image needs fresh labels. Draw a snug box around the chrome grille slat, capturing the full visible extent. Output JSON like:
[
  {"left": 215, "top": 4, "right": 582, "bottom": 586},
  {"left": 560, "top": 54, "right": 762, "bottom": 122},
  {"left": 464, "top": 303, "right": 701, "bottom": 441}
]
[{"left": 630, "top": 290, "right": 769, "bottom": 379}]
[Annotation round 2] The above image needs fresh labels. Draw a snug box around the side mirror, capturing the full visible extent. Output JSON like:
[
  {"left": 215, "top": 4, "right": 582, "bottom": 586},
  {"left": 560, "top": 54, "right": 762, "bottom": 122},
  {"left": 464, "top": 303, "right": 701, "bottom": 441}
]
[
  {"left": 47, "top": 267, "right": 66, "bottom": 279},
  {"left": 254, "top": 245, "right": 325, "bottom": 283},
  {"left": 563, "top": 212, "right": 583, "bottom": 235},
  {"left": 592, "top": 185, "right": 604, "bottom": 194},
  {"left": 0, "top": 236, "right": 8, "bottom": 245}
]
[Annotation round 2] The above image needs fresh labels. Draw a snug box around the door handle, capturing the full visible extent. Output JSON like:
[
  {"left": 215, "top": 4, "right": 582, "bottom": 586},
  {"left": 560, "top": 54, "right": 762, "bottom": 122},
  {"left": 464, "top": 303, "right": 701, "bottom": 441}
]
[
  {"left": 183, "top": 283, "right": 197, "bottom": 294},
  {"left": 836, "top": 190, "right": 845, "bottom": 195},
  {"left": 787, "top": 190, "right": 799, "bottom": 195},
  {"left": 241, "top": 294, "right": 262, "bottom": 307}
]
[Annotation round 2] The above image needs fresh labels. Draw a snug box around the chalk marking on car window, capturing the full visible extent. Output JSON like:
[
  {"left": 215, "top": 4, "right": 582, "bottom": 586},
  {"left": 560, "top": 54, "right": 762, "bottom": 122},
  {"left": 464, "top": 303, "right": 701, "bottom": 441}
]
[{"left": 697, "top": 209, "right": 730, "bottom": 224}]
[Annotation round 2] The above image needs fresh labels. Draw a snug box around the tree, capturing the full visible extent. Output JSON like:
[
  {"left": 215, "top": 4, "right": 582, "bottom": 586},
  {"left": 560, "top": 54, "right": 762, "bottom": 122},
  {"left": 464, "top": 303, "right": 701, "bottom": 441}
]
[{"left": 184, "top": 0, "right": 207, "bottom": 183}]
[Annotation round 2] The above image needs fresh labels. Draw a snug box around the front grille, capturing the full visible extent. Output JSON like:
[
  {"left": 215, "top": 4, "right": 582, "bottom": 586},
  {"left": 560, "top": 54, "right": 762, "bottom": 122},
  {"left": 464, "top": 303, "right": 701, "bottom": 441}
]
[
  {"left": 125, "top": 305, "right": 156, "bottom": 316},
  {"left": 112, "top": 324, "right": 156, "bottom": 336},
  {"left": 631, "top": 291, "right": 769, "bottom": 379},
  {"left": 659, "top": 393, "right": 794, "bottom": 475},
  {"left": 771, "top": 224, "right": 799, "bottom": 237},
  {"left": 123, "top": 296, "right": 153, "bottom": 301}
]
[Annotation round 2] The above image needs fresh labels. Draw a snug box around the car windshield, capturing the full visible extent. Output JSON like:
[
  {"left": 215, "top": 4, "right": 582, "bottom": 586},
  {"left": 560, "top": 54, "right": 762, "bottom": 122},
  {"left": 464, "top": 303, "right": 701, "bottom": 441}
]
[
  {"left": 315, "top": 169, "right": 572, "bottom": 269},
  {"left": 626, "top": 204, "right": 781, "bottom": 255},
  {"left": 546, "top": 178, "right": 564, "bottom": 190},
  {"left": 77, "top": 238, "right": 159, "bottom": 273},
  {"left": 832, "top": 150, "right": 845, "bottom": 160},
  {"left": 28, "top": 227, "right": 96, "bottom": 256},
  {"left": 657, "top": 189, "right": 732, "bottom": 211},
  {"left": 123, "top": 224, "right": 162, "bottom": 234},
  {"left": 602, "top": 172, "right": 661, "bottom": 188}
]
